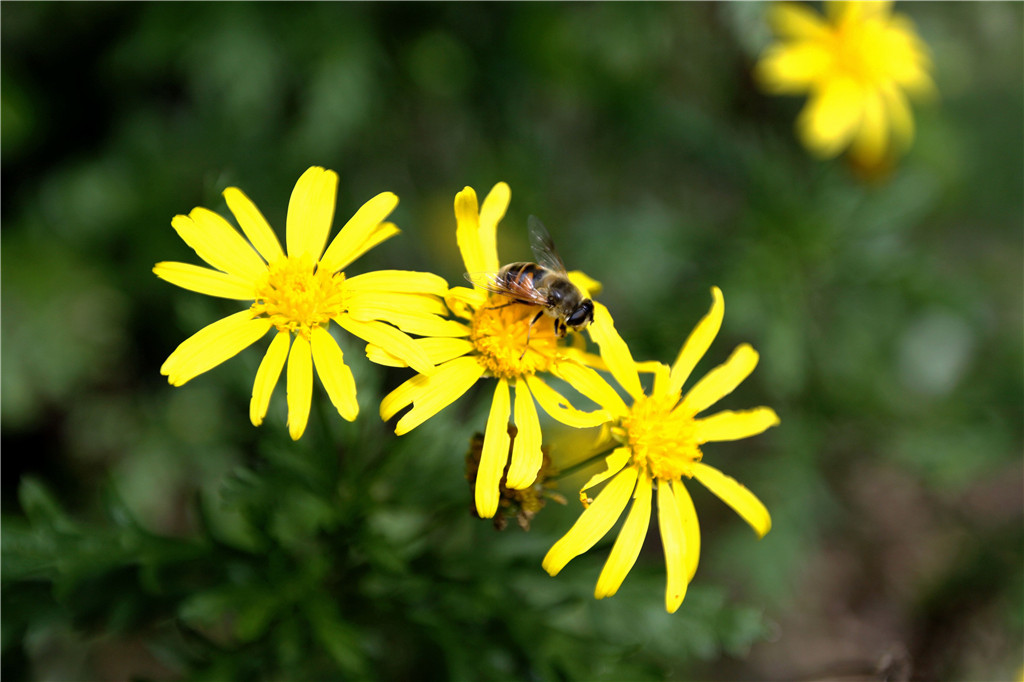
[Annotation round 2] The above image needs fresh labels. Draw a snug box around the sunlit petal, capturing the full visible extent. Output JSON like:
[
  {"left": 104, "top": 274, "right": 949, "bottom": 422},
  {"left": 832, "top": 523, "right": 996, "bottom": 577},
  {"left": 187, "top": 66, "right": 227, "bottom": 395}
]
[
  {"left": 579, "top": 447, "right": 632, "bottom": 499},
  {"left": 679, "top": 344, "right": 759, "bottom": 416},
  {"left": 506, "top": 380, "right": 543, "bottom": 490},
  {"left": 310, "top": 326, "right": 358, "bottom": 422},
  {"left": 768, "top": 2, "right": 829, "bottom": 40},
  {"left": 672, "top": 479, "right": 701, "bottom": 582},
  {"left": 542, "top": 466, "right": 638, "bottom": 576},
  {"left": 670, "top": 286, "right": 724, "bottom": 396},
  {"left": 694, "top": 408, "right": 780, "bottom": 444},
  {"left": 285, "top": 333, "right": 314, "bottom": 440},
  {"left": 285, "top": 166, "right": 338, "bottom": 261},
  {"left": 171, "top": 209, "right": 266, "bottom": 282},
  {"left": 588, "top": 302, "right": 643, "bottom": 401},
  {"left": 692, "top": 462, "right": 771, "bottom": 538},
  {"left": 477, "top": 182, "right": 509, "bottom": 275},
  {"left": 595, "top": 473, "right": 652, "bottom": 599},
  {"left": 476, "top": 379, "right": 512, "bottom": 519},
  {"left": 392, "top": 356, "right": 485, "bottom": 435},
  {"left": 657, "top": 482, "right": 688, "bottom": 613},
  {"left": 153, "top": 262, "right": 256, "bottom": 300},
  {"left": 319, "top": 192, "right": 400, "bottom": 273},
  {"left": 525, "top": 374, "right": 609, "bottom": 428},
  {"left": 344, "top": 270, "right": 449, "bottom": 295},
  {"left": 223, "top": 186, "right": 284, "bottom": 264},
  {"left": 161, "top": 311, "right": 271, "bottom": 386},
  {"left": 553, "top": 361, "right": 629, "bottom": 417},
  {"left": 336, "top": 316, "right": 434, "bottom": 376},
  {"left": 250, "top": 330, "right": 290, "bottom": 426}
]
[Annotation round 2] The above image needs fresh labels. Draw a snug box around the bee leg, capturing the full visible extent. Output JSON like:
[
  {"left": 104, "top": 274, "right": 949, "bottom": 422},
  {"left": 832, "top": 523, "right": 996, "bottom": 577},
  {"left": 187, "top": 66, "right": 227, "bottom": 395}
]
[{"left": 520, "top": 309, "right": 546, "bottom": 360}]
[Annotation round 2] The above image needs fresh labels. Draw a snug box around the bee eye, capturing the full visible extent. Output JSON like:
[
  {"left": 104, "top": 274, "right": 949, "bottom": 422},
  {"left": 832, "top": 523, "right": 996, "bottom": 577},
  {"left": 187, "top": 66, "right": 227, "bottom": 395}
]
[{"left": 567, "top": 300, "right": 594, "bottom": 328}]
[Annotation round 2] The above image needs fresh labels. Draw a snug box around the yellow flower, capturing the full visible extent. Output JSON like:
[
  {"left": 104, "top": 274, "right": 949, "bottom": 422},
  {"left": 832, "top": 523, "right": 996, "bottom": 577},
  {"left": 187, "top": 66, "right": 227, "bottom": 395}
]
[
  {"left": 542, "top": 287, "right": 779, "bottom": 613},
  {"left": 154, "top": 166, "right": 448, "bottom": 440},
  {"left": 375, "top": 182, "right": 615, "bottom": 519},
  {"left": 755, "top": 1, "right": 935, "bottom": 165}
]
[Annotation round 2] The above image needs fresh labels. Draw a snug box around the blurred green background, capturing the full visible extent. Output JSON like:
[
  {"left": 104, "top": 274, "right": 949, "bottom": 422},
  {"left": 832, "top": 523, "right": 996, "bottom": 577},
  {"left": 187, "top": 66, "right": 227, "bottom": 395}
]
[{"left": 2, "top": 3, "right": 1021, "bottom": 681}]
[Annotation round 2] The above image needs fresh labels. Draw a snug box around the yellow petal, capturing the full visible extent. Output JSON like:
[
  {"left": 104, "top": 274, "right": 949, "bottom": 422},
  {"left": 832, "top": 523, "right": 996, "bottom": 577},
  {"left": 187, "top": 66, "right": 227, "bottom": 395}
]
[
  {"left": 365, "top": 337, "right": 474, "bottom": 369},
  {"left": 336, "top": 316, "right": 434, "bottom": 376},
  {"left": 161, "top": 311, "right": 271, "bottom": 386},
  {"left": 694, "top": 407, "right": 780, "bottom": 444},
  {"left": 768, "top": 2, "right": 829, "bottom": 40},
  {"left": 223, "top": 186, "right": 285, "bottom": 264},
  {"left": 319, "top": 193, "right": 400, "bottom": 273},
  {"left": 552, "top": 360, "right": 628, "bottom": 417},
  {"left": 657, "top": 482, "right": 688, "bottom": 613},
  {"left": 476, "top": 379, "right": 512, "bottom": 519},
  {"left": 755, "top": 43, "right": 833, "bottom": 94},
  {"left": 153, "top": 262, "right": 256, "bottom": 300},
  {"left": 477, "top": 182, "right": 509, "bottom": 275},
  {"left": 310, "top": 326, "right": 358, "bottom": 422},
  {"left": 588, "top": 302, "right": 643, "bottom": 401},
  {"left": 506, "top": 380, "right": 542, "bottom": 490},
  {"left": 566, "top": 270, "right": 602, "bottom": 298},
  {"left": 380, "top": 373, "right": 426, "bottom": 421},
  {"left": 692, "top": 462, "right": 771, "bottom": 538},
  {"left": 679, "top": 344, "right": 759, "bottom": 416},
  {"left": 171, "top": 208, "right": 266, "bottom": 282},
  {"left": 670, "top": 286, "right": 724, "bottom": 396},
  {"left": 848, "top": 86, "right": 889, "bottom": 166},
  {"left": 286, "top": 333, "right": 314, "bottom": 440},
  {"left": 798, "top": 77, "right": 865, "bottom": 158},
  {"left": 595, "top": 472, "right": 652, "bottom": 599},
  {"left": 579, "top": 447, "right": 632, "bottom": 498},
  {"left": 542, "top": 466, "right": 638, "bottom": 576},
  {"left": 346, "top": 291, "right": 449, "bottom": 318},
  {"left": 881, "top": 84, "right": 915, "bottom": 154},
  {"left": 250, "top": 330, "right": 290, "bottom": 427},
  {"left": 671, "top": 479, "right": 701, "bottom": 582},
  {"left": 345, "top": 300, "right": 468, "bottom": 338},
  {"left": 354, "top": 221, "right": 401, "bottom": 259},
  {"left": 445, "top": 286, "right": 489, "bottom": 319},
  {"left": 393, "top": 356, "right": 485, "bottom": 435},
  {"left": 344, "top": 270, "right": 450, "bottom": 295},
  {"left": 286, "top": 166, "right": 338, "bottom": 262},
  {"left": 525, "top": 374, "right": 610, "bottom": 429}
]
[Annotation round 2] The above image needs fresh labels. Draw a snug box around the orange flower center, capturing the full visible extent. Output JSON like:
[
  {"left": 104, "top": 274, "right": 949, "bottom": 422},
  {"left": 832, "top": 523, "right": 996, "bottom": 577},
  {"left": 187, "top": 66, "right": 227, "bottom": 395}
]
[
  {"left": 470, "top": 295, "right": 558, "bottom": 380},
  {"left": 622, "top": 394, "right": 701, "bottom": 481},
  {"left": 251, "top": 256, "right": 347, "bottom": 338}
]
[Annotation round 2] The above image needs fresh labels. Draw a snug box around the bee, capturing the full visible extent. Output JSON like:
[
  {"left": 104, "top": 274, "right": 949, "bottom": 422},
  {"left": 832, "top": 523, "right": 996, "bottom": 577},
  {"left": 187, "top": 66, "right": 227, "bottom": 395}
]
[{"left": 465, "top": 216, "right": 594, "bottom": 338}]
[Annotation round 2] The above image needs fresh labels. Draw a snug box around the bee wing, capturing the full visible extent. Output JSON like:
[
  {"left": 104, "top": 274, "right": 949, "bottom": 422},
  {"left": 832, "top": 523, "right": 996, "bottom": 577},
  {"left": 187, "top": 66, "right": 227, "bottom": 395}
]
[
  {"left": 464, "top": 270, "right": 550, "bottom": 307},
  {"left": 528, "top": 215, "right": 568, "bottom": 274}
]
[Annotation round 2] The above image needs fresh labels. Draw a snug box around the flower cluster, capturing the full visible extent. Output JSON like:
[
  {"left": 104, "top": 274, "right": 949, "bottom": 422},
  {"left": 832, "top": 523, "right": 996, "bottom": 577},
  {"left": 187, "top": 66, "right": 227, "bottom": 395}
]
[
  {"left": 156, "top": 169, "right": 777, "bottom": 612},
  {"left": 755, "top": 1, "right": 935, "bottom": 167}
]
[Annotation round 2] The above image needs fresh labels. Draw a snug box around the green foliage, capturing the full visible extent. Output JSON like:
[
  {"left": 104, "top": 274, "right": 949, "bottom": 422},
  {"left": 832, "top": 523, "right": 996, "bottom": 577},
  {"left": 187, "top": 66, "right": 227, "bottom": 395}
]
[{"left": 2, "top": 2, "right": 1021, "bottom": 681}]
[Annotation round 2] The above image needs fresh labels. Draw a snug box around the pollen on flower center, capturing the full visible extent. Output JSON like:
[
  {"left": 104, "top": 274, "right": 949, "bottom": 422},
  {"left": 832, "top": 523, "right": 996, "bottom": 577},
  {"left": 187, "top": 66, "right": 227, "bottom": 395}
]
[
  {"left": 251, "top": 255, "right": 347, "bottom": 338},
  {"left": 470, "top": 295, "right": 558, "bottom": 379},
  {"left": 622, "top": 394, "right": 701, "bottom": 481}
]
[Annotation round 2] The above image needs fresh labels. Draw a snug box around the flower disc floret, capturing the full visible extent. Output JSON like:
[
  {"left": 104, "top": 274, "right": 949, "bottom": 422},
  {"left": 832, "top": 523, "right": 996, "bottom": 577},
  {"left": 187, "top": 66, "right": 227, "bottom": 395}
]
[
  {"left": 623, "top": 395, "right": 701, "bottom": 482},
  {"left": 470, "top": 296, "right": 558, "bottom": 379},
  {"left": 252, "top": 256, "right": 347, "bottom": 338}
]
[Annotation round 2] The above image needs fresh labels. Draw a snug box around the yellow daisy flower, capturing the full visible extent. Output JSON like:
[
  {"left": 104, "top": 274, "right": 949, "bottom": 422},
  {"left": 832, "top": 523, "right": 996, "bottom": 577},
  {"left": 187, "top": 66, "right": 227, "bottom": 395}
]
[
  {"left": 755, "top": 1, "right": 935, "bottom": 165},
  {"left": 375, "top": 182, "right": 617, "bottom": 519},
  {"left": 542, "top": 287, "right": 779, "bottom": 614},
  {"left": 154, "top": 166, "right": 447, "bottom": 440}
]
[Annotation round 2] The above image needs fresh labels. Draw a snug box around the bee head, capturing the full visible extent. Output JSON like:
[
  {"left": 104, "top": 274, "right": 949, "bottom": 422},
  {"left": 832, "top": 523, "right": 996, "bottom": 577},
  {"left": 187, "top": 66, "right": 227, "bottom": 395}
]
[{"left": 567, "top": 299, "right": 594, "bottom": 330}]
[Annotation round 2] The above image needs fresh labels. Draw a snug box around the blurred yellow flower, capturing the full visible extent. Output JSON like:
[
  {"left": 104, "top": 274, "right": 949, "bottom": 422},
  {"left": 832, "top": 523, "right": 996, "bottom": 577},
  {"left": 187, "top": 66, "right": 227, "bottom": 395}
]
[
  {"left": 374, "top": 182, "right": 614, "bottom": 519},
  {"left": 755, "top": 1, "right": 935, "bottom": 165},
  {"left": 542, "top": 287, "right": 778, "bottom": 613},
  {"left": 154, "top": 166, "right": 448, "bottom": 440}
]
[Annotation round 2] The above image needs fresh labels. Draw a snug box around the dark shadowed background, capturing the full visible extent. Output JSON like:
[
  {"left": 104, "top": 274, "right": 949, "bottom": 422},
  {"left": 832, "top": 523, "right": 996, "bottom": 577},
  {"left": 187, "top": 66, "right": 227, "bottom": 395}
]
[{"left": 3, "top": 3, "right": 1022, "bottom": 680}]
